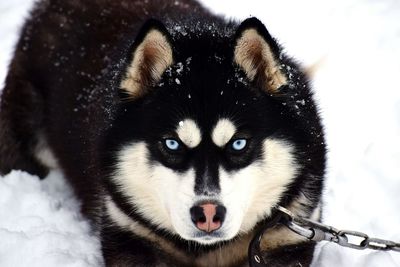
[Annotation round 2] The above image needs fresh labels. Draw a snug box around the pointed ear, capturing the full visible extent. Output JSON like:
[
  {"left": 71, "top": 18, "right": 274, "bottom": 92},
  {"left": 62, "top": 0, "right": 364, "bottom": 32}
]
[
  {"left": 120, "top": 19, "right": 173, "bottom": 98},
  {"left": 233, "top": 17, "right": 287, "bottom": 93}
]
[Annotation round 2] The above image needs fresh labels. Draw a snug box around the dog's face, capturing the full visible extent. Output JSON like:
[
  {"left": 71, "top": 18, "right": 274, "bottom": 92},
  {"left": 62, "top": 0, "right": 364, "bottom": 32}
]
[{"left": 105, "top": 18, "right": 305, "bottom": 245}]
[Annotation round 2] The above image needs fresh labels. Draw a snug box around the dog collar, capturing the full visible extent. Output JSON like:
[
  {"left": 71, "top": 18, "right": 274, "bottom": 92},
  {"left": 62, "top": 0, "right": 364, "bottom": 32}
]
[{"left": 248, "top": 208, "right": 290, "bottom": 267}]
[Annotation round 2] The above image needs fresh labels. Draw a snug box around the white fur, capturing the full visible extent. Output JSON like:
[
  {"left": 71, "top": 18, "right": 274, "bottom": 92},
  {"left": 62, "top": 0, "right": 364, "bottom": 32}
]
[
  {"left": 106, "top": 198, "right": 191, "bottom": 263},
  {"left": 176, "top": 119, "right": 202, "bottom": 148},
  {"left": 247, "top": 138, "right": 298, "bottom": 226},
  {"left": 112, "top": 138, "right": 297, "bottom": 245},
  {"left": 219, "top": 138, "right": 298, "bottom": 237},
  {"left": 106, "top": 197, "right": 137, "bottom": 228},
  {"left": 34, "top": 135, "right": 59, "bottom": 169},
  {"left": 211, "top": 118, "right": 237, "bottom": 147},
  {"left": 114, "top": 142, "right": 198, "bottom": 238}
]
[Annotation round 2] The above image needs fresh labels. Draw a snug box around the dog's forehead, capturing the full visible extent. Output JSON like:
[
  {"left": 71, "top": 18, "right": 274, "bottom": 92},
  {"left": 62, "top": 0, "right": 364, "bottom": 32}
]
[
  {"left": 154, "top": 52, "right": 263, "bottom": 144},
  {"left": 211, "top": 119, "right": 237, "bottom": 147},
  {"left": 174, "top": 117, "right": 237, "bottom": 148},
  {"left": 161, "top": 56, "right": 254, "bottom": 107},
  {"left": 176, "top": 118, "right": 202, "bottom": 148}
]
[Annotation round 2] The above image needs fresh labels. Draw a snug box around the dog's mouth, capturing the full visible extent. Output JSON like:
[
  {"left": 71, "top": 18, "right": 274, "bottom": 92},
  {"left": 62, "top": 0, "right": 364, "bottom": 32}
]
[
  {"left": 185, "top": 229, "right": 229, "bottom": 245},
  {"left": 175, "top": 223, "right": 240, "bottom": 245},
  {"left": 193, "top": 229, "right": 224, "bottom": 238}
]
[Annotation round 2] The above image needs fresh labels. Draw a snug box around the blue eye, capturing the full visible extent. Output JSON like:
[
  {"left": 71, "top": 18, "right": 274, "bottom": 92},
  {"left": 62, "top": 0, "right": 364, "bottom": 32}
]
[
  {"left": 231, "top": 139, "right": 247, "bottom": 151},
  {"left": 165, "top": 139, "right": 180, "bottom": 150}
]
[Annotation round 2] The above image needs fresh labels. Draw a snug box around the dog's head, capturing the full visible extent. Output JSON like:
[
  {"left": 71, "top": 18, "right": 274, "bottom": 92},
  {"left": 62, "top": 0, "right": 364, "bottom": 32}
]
[{"left": 104, "top": 17, "right": 325, "bottom": 245}]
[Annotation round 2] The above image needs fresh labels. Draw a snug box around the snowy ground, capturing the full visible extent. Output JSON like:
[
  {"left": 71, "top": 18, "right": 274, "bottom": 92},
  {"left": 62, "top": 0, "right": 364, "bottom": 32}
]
[{"left": 1, "top": 0, "right": 400, "bottom": 266}]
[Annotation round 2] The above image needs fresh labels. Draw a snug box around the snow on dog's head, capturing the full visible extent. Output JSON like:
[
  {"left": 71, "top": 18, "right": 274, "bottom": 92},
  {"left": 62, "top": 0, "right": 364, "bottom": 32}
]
[{"left": 102, "top": 17, "right": 323, "bottom": 245}]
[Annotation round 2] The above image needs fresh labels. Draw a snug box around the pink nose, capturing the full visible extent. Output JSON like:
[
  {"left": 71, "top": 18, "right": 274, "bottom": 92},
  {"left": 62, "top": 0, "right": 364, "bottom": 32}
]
[
  {"left": 190, "top": 203, "right": 226, "bottom": 233},
  {"left": 197, "top": 204, "right": 220, "bottom": 232}
]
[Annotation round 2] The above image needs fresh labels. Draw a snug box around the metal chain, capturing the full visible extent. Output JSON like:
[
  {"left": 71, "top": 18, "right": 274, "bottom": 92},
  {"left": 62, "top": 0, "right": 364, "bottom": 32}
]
[{"left": 276, "top": 206, "right": 400, "bottom": 252}]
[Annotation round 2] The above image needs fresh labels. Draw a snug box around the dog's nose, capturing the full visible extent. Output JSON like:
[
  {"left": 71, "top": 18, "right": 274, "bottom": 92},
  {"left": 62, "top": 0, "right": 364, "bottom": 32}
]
[{"left": 190, "top": 203, "right": 226, "bottom": 233}]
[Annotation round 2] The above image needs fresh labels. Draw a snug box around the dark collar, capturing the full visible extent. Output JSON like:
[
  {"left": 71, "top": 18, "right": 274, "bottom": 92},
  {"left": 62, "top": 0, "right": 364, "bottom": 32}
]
[{"left": 248, "top": 210, "right": 285, "bottom": 267}]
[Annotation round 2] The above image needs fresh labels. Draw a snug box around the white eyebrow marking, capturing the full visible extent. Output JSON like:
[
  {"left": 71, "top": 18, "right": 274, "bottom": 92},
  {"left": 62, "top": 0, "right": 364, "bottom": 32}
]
[
  {"left": 211, "top": 118, "right": 237, "bottom": 147},
  {"left": 176, "top": 119, "right": 202, "bottom": 148}
]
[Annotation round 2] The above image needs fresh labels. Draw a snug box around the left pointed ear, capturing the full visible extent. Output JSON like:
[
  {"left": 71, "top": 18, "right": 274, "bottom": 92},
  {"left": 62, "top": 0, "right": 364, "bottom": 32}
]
[
  {"left": 233, "top": 17, "right": 287, "bottom": 93},
  {"left": 120, "top": 19, "right": 174, "bottom": 99}
]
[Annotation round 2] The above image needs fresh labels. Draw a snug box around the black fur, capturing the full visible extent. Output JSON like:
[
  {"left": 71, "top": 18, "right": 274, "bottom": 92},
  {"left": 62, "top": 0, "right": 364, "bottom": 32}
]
[{"left": 0, "top": 0, "right": 326, "bottom": 266}]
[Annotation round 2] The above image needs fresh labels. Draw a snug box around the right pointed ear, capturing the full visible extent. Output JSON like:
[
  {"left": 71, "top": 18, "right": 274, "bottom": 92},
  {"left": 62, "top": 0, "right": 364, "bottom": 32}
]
[
  {"left": 120, "top": 19, "right": 174, "bottom": 98},
  {"left": 233, "top": 18, "right": 287, "bottom": 94}
]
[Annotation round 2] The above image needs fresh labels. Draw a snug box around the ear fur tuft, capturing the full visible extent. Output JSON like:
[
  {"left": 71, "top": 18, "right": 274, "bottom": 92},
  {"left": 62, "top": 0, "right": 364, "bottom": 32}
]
[
  {"left": 120, "top": 19, "right": 173, "bottom": 98},
  {"left": 234, "top": 17, "right": 287, "bottom": 93}
]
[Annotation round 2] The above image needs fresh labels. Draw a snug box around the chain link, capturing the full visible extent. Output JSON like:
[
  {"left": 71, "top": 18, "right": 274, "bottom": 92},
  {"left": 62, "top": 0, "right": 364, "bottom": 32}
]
[{"left": 277, "top": 206, "right": 400, "bottom": 253}]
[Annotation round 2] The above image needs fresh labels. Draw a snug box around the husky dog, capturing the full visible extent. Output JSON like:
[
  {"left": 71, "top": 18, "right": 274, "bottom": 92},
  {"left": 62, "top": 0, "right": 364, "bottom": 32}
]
[{"left": 0, "top": 0, "right": 326, "bottom": 266}]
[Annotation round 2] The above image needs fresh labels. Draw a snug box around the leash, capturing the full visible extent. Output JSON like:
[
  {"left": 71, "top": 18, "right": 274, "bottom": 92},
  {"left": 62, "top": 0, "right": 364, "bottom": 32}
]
[{"left": 248, "top": 206, "right": 400, "bottom": 267}]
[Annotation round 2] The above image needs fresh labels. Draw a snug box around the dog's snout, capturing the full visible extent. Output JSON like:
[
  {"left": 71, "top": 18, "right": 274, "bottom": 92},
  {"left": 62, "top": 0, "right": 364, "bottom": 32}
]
[{"left": 190, "top": 203, "right": 226, "bottom": 233}]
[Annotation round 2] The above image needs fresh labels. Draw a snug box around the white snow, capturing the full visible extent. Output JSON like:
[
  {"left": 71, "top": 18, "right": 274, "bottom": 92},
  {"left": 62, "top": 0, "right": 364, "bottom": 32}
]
[
  {"left": 0, "top": 171, "right": 103, "bottom": 267},
  {"left": 1, "top": 0, "right": 400, "bottom": 266}
]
